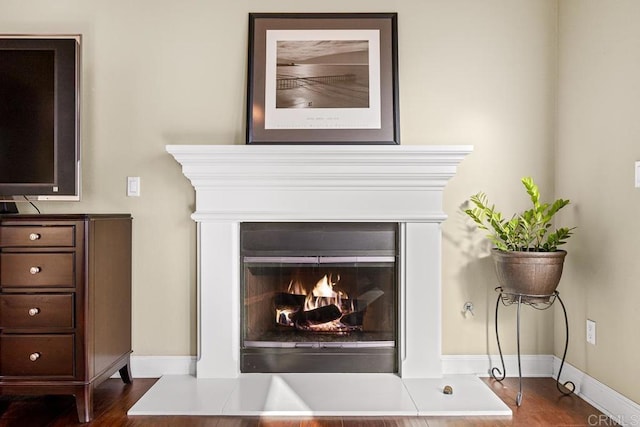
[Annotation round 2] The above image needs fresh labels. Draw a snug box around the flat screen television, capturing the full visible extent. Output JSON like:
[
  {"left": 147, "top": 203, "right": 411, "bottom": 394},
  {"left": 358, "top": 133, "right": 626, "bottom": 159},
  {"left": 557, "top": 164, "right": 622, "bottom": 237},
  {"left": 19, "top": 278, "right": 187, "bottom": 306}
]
[{"left": 0, "top": 36, "right": 80, "bottom": 214}]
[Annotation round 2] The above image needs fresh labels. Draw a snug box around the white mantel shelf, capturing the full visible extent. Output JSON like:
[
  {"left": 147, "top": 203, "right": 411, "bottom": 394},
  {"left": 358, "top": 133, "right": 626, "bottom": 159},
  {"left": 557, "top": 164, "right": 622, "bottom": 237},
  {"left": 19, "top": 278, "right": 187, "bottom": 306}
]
[{"left": 166, "top": 144, "right": 473, "bottom": 223}]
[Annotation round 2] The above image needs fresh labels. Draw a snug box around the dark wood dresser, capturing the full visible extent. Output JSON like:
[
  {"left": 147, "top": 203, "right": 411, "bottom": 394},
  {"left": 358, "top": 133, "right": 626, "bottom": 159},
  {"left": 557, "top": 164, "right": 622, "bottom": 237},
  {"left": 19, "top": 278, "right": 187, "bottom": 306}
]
[{"left": 0, "top": 214, "right": 132, "bottom": 423}]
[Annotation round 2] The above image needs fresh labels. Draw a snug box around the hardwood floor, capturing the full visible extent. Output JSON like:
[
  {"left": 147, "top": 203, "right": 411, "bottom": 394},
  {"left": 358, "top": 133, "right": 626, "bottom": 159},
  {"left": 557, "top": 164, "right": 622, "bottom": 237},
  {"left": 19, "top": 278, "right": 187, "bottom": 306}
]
[{"left": 0, "top": 377, "right": 616, "bottom": 426}]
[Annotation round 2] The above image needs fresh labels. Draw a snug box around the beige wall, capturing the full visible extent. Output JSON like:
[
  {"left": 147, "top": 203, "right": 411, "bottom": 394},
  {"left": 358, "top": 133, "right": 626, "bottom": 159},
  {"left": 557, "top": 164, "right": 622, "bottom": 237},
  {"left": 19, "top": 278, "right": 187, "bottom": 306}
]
[
  {"left": 557, "top": 1, "right": 640, "bottom": 405},
  {"left": 14, "top": 0, "right": 640, "bottom": 400},
  {"left": 0, "top": 0, "right": 558, "bottom": 358}
]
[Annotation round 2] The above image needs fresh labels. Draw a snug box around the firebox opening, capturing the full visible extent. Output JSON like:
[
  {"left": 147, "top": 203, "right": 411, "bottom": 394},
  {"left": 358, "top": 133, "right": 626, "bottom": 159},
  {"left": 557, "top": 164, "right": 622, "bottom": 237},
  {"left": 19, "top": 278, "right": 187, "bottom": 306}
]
[{"left": 240, "top": 223, "right": 399, "bottom": 373}]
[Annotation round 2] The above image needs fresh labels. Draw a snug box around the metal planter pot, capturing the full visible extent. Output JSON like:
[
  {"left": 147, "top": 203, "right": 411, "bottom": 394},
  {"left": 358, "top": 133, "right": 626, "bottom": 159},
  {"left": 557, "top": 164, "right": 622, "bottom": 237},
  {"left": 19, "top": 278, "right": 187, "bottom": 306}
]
[{"left": 491, "top": 249, "right": 567, "bottom": 303}]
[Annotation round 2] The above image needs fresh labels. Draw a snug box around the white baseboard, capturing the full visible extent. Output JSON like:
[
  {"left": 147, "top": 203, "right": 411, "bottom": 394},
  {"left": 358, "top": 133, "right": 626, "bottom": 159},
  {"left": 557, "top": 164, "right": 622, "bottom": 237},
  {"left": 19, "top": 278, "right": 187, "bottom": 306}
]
[
  {"left": 442, "top": 354, "right": 554, "bottom": 377},
  {"left": 127, "top": 355, "right": 555, "bottom": 379},
  {"left": 128, "top": 354, "right": 554, "bottom": 379},
  {"left": 124, "top": 354, "right": 640, "bottom": 426},
  {"left": 129, "top": 356, "right": 196, "bottom": 378},
  {"left": 553, "top": 357, "right": 640, "bottom": 427}
]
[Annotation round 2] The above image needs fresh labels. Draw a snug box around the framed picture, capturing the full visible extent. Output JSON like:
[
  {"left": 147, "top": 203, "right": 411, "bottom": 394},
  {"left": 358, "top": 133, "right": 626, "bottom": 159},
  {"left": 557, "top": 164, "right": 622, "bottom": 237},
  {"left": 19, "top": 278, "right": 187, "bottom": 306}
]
[{"left": 246, "top": 13, "right": 399, "bottom": 145}]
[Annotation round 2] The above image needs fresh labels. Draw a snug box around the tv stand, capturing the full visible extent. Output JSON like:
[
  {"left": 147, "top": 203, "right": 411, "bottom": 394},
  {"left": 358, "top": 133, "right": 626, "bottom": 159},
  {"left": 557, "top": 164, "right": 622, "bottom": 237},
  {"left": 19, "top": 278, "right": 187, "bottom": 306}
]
[{"left": 0, "top": 202, "right": 18, "bottom": 214}]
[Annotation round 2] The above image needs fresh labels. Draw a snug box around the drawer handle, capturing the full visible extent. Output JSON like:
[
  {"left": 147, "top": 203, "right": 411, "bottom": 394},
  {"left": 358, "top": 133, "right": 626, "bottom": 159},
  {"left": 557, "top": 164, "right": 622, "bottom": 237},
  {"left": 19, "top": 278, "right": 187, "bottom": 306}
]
[
  {"left": 28, "top": 308, "right": 41, "bottom": 316},
  {"left": 29, "top": 266, "right": 41, "bottom": 275},
  {"left": 29, "top": 352, "right": 41, "bottom": 362},
  {"left": 29, "top": 233, "right": 41, "bottom": 241}
]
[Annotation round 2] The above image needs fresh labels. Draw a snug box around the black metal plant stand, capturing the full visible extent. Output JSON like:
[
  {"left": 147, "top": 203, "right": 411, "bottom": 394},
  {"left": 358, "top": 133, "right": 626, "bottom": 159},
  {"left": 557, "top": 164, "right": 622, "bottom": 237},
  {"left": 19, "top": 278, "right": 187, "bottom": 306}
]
[{"left": 491, "top": 287, "right": 575, "bottom": 406}]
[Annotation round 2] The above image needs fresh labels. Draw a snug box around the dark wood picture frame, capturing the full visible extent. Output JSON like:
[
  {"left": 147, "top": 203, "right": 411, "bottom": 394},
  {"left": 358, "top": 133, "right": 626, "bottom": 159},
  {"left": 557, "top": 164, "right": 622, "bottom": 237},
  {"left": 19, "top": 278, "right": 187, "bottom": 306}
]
[{"left": 247, "top": 13, "right": 399, "bottom": 145}]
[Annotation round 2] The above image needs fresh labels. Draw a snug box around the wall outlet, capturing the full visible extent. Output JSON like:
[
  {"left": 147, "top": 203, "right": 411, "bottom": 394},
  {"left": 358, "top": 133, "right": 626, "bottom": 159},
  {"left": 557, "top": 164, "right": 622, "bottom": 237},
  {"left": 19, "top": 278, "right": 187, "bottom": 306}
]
[{"left": 586, "top": 319, "right": 596, "bottom": 345}]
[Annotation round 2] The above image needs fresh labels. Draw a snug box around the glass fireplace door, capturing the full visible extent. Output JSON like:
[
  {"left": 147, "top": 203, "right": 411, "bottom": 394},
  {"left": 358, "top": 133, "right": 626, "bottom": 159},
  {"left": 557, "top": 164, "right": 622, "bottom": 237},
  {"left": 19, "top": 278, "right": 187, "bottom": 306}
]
[{"left": 241, "top": 223, "right": 398, "bottom": 373}]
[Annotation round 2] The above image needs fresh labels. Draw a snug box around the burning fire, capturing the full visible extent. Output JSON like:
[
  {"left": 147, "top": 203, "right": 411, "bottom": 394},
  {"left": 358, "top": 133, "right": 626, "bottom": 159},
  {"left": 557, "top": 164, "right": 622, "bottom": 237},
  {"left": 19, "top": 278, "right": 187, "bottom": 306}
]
[
  {"left": 304, "top": 274, "right": 346, "bottom": 311},
  {"left": 287, "top": 279, "right": 306, "bottom": 296},
  {"left": 275, "top": 273, "right": 358, "bottom": 333}
]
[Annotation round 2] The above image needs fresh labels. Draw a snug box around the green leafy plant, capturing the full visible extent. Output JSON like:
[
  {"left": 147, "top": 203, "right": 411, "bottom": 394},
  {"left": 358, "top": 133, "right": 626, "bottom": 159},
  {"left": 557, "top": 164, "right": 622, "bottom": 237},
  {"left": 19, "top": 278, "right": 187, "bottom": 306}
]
[{"left": 464, "top": 177, "right": 574, "bottom": 252}]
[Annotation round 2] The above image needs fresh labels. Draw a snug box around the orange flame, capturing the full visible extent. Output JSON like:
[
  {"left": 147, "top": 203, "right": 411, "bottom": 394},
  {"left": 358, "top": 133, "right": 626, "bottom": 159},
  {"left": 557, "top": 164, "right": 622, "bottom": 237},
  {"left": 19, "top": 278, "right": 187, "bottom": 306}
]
[
  {"left": 287, "top": 279, "right": 307, "bottom": 296},
  {"left": 304, "top": 274, "right": 346, "bottom": 311}
]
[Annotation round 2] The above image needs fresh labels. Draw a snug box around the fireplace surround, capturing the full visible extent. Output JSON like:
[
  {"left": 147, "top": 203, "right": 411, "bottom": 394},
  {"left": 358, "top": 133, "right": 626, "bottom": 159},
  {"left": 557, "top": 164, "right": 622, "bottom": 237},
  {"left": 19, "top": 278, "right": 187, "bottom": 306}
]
[
  {"left": 128, "top": 144, "right": 512, "bottom": 417},
  {"left": 166, "top": 144, "right": 472, "bottom": 379}
]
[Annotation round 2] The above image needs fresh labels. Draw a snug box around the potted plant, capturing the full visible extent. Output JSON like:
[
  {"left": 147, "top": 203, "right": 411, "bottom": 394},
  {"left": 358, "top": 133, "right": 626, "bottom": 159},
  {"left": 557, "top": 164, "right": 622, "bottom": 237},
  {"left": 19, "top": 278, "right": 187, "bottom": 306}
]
[{"left": 464, "top": 177, "right": 575, "bottom": 302}]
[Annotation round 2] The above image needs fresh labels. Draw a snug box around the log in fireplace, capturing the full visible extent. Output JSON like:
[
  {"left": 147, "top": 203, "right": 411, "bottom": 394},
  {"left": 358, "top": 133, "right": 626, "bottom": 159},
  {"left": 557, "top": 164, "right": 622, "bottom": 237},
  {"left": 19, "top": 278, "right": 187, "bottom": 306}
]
[{"left": 241, "top": 222, "right": 398, "bottom": 373}]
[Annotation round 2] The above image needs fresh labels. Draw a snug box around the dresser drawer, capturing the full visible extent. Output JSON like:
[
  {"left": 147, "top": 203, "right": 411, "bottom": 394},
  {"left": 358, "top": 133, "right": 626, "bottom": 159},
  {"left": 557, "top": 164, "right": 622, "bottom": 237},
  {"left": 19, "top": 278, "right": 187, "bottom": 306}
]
[
  {"left": 0, "top": 294, "right": 74, "bottom": 329},
  {"left": 0, "top": 226, "right": 75, "bottom": 248},
  {"left": 0, "top": 253, "right": 74, "bottom": 288},
  {"left": 0, "top": 334, "right": 74, "bottom": 377}
]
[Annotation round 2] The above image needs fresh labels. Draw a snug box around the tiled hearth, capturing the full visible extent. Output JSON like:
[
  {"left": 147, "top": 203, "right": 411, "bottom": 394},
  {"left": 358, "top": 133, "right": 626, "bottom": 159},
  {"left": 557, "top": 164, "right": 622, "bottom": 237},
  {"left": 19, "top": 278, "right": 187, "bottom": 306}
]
[{"left": 128, "top": 144, "right": 511, "bottom": 417}]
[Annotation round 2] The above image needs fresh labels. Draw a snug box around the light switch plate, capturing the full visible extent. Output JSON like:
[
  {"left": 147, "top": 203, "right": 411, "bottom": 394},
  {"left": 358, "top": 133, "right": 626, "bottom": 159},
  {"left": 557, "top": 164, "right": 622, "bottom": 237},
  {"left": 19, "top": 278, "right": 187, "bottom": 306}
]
[{"left": 127, "top": 176, "right": 140, "bottom": 197}]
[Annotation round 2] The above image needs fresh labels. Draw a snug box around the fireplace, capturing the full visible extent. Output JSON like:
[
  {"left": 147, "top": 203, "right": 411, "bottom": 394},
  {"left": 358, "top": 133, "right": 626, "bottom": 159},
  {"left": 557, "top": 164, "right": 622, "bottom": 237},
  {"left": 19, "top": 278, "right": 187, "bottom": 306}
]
[
  {"left": 125, "top": 144, "right": 511, "bottom": 417},
  {"left": 166, "top": 144, "right": 472, "bottom": 379},
  {"left": 241, "top": 222, "right": 398, "bottom": 373}
]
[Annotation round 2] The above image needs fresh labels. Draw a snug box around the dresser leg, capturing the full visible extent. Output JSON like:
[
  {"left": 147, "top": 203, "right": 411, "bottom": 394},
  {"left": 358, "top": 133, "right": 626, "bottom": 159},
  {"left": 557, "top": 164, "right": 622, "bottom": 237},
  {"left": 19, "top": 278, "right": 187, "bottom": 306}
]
[
  {"left": 119, "top": 363, "right": 133, "bottom": 384},
  {"left": 75, "top": 385, "right": 93, "bottom": 423}
]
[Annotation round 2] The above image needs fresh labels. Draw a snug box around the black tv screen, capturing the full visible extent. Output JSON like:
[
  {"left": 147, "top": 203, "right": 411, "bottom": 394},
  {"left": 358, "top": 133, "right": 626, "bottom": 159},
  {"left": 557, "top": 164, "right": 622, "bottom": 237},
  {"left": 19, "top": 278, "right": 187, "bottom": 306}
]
[{"left": 0, "top": 37, "right": 80, "bottom": 202}]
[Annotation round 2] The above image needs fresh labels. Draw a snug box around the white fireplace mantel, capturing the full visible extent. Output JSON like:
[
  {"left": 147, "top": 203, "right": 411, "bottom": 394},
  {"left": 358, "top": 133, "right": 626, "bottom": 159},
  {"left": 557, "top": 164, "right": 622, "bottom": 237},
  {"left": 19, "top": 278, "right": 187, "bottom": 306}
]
[
  {"left": 167, "top": 144, "right": 472, "bottom": 379},
  {"left": 167, "top": 144, "right": 472, "bottom": 223}
]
